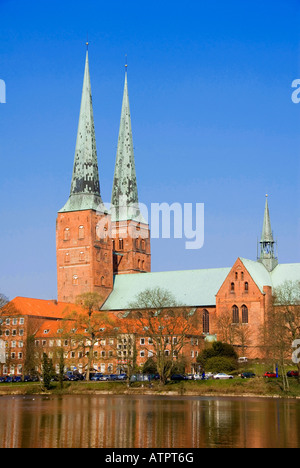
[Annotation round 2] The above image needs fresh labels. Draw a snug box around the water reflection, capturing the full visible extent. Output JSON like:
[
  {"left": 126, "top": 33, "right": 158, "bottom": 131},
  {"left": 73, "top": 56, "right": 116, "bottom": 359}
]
[{"left": 0, "top": 395, "right": 299, "bottom": 448}]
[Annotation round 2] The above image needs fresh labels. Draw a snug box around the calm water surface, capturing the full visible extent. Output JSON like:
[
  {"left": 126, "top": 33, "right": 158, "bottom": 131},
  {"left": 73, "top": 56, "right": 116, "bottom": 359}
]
[{"left": 0, "top": 394, "right": 299, "bottom": 448}]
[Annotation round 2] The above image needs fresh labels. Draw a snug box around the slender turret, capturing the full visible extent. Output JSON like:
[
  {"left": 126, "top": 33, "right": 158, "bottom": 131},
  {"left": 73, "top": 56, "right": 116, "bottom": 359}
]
[{"left": 257, "top": 195, "right": 278, "bottom": 272}]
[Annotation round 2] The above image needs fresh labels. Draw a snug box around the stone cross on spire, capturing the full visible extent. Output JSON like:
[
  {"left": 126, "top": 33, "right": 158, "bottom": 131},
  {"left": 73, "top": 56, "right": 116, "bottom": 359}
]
[{"left": 59, "top": 48, "right": 105, "bottom": 213}]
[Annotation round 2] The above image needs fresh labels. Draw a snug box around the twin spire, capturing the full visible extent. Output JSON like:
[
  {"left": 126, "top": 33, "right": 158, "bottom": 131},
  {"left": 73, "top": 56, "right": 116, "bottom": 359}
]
[{"left": 60, "top": 49, "right": 142, "bottom": 221}]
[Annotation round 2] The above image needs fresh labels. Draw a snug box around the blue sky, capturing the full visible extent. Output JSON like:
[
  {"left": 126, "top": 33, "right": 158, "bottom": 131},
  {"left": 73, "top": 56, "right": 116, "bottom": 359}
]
[{"left": 0, "top": 0, "right": 300, "bottom": 300}]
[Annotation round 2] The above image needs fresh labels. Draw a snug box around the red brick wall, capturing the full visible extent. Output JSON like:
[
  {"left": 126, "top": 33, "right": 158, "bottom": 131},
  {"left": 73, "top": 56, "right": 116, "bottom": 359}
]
[
  {"left": 112, "top": 220, "right": 151, "bottom": 274},
  {"left": 215, "top": 258, "right": 266, "bottom": 358},
  {"left": 56, "top": 210, "right": 114, "bottom": 303}
]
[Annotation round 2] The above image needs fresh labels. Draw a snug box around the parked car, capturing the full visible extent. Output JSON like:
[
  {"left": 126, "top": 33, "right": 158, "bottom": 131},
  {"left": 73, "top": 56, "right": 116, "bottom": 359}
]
[
  {"left": 287, "top": 370, "right": 299, "bottom": 378},
  {"left": 90, "top": 373, "right": 104, "bottom": 381},
  {"left": 108, "top": 374, "right": 119, "bottom": 381},
  {"left": 241, "top": 372, "right": 256, "bottom": 379},
  {"left": 171, "top": 374, "right": 188, "bottom": 381},
  {"left": 4, "top": 376, "right": 13, "bottom": 383},
  {"left": 238, "top": 357, "right": 248, "bottom": 364},
  {"left": 116, "top": 374, "right": 128, "bottom": 381},
  {"left": 213, "top": 373, "right": 233, "bottom": 380},
  {"left": 24, "top": 375, "right": 39, "bottom": 382},
  {"left": 0, "top": 376, "right": 6, "bottom": 383},
  {"left": 99, "top": 374, "right": 110, "bottom": 381},
  {"left": 264, "top": 372, "right": 277, "bottom": 378},
  {"left": 13, "top": 376, "right": 22, "bottom": 383}
]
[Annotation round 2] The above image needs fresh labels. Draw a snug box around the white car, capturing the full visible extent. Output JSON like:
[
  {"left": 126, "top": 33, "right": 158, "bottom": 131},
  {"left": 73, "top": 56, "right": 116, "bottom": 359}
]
[{"left": 213, "top": 373, "right": 234, "bottom": 380}]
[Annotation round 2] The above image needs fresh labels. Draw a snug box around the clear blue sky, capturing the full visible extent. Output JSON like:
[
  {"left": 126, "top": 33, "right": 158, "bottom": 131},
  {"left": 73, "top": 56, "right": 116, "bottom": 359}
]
[{"left": 1, "top": 0, "right": 300, "bottom": 300}]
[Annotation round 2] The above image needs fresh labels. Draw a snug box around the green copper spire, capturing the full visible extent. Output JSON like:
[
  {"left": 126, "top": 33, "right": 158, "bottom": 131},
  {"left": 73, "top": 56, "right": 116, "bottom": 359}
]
[
  {"left": 261, "top": 195, "right": 274, "bottom": 243},
  {"left": 59, "top": 49, "right": 105, "bottom": 213},
  {"left": 258, "top": 195, "right": 278, "bottom": 272},
  {"left": 111, "top": 66, "right": 145, "bottom": 223}
]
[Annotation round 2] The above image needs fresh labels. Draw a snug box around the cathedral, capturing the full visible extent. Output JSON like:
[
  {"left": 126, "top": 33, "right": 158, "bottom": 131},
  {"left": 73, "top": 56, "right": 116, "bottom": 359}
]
[{"left": 1, "top": 48, "right": 300, "bottom": 376}]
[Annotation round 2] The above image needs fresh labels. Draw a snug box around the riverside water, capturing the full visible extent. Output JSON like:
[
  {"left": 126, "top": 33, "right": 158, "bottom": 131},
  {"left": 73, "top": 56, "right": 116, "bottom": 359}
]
[{"left": 0, "top": 394, "right": 299, "bottom": 448}]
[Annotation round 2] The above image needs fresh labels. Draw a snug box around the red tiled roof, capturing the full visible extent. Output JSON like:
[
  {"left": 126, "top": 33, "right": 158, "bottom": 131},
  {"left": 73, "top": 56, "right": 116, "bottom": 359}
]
[{"left": 2, "top": 297, "right": 85, "bottom": 319}]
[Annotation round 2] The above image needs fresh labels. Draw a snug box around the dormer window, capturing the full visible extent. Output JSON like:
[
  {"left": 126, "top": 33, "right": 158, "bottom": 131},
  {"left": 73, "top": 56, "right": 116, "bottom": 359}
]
[{"left": 44, "top": 329, "right": 50, "bottom": 334}]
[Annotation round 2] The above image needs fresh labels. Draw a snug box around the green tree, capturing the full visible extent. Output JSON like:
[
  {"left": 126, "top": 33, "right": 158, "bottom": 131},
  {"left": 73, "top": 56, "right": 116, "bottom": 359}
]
[{"left": 197, "top": 341, "right": 238, "bottom": 370}]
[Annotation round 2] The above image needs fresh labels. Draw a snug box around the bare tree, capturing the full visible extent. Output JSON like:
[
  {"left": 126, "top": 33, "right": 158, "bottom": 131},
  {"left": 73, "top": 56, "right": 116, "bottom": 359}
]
[
  {"left": 63, "top": 292, "right": 117, "bottom": 380},
  {"left": 129, "top": 287, "right": 199, "bottom": 384},
  {"left": 273, "top": 280, "right": 300, "bottom": 385}
]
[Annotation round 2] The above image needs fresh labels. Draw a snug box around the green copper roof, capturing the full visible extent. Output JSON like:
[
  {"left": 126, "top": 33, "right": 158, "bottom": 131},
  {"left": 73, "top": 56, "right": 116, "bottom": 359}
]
[
  {"left": 101, "top": 258, "right": 300, "bottom": 310},
  {"left": 240, "top": 257, "right": 300, "bottom": 294},
  {"left": 239, "top": 258, "right": 273, "bottom": 292},
  {"left": 102, "top": 267, "right": 231, "bottom": 310},
  {"left": 59, "top": 51, "right": 106, "bottom": 213},
  {"left": 111, "top": 69, "right": 145, "bottom": 223}
]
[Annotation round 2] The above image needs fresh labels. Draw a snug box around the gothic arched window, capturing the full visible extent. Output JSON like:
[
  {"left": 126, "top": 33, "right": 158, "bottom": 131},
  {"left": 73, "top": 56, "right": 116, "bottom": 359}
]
[
  {"left": 203, "top": 309, "right": 210, "bottom": 334},
  {"left": 242, "top": 305, "right": 249, "bottom": 324},
  {"left": 232, "top": 305, "right": 239, "bottom": 324}
]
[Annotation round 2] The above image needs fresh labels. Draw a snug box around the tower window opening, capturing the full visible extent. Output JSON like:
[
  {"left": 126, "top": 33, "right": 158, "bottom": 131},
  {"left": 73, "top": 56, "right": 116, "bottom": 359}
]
[{"left": 78, "top": 226, "right": 85, "bottom": 240}]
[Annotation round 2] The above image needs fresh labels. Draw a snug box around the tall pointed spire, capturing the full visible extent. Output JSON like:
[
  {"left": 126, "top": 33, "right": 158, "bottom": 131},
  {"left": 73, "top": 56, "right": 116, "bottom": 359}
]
[
  {"left": 258, "top": 195, "right": 278, "bottom": 271},
  {"left": 261, "top": 195, "right": 274, "bottom": 243},
  {"left": 59, "top": 48, "right": 105, "bottom": 213},
  {"left": 111, "top": 64, "right": 144, "bottom": 222}
]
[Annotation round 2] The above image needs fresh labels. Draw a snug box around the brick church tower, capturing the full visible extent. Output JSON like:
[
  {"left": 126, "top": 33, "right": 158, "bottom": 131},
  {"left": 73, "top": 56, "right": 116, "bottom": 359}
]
[
  {"left": 56, "top": 48, "right": 113, "bottom": 303},
  {"left": 111, "top": 65, "right": 151, "bottom": 274}
]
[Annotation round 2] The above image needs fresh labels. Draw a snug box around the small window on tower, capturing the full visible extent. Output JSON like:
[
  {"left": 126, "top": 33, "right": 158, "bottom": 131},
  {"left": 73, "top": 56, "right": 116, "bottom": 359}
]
[
  {"left": 65, "top": 253, "right": 70, "bottom": 263},
  {"left": 245, "top": 282, "right": 249, "bottom": 292},
  {"left": 79, "top": 251, "right": 85, "bottom": 262},
  {"left": 231, "top": 282, "right": 235, "bottom": 292},
  {"left": 64, "top": 228, "right": 70, "bottom": 241},
  {"left": 78, "top": 226, "right": 85, "bottom": 240},
  {"left": 72, "top": 275, "right": 79, "bottom": 286},
  {"left": 119, "top": 239, "right": 124, "bottom": 250}
]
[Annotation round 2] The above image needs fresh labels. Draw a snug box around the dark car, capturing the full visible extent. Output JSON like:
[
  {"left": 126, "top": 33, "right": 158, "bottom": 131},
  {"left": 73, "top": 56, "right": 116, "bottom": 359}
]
[
  {"left": 68, "top": 374, "right": 80, "bottom": 381},
  {"left": 75, "top": 373, "right": 85, "bottom": 381},
  {"left": 13, "top": 376, "right": 22, "bottom": 383},
  {"left": 171, "top": 374, "right": 188, "bottom": 381},
  {"left": 241, "top": 372, "right": 256, "bottom": 379},
  {"left": 0, "top": 376, "right": 5, "bottom": 383},
  {"left": 108, "top": 374, "right": 119, "bottom": 381},
  {"left": 4, "top": 376, "right": 13, "bottom": 383},
  {"left": 24, "top": 375, "right": 39, "bottom": 382},
  {"left": 287, "top": 370, "right": 299, "bottom": 378}
]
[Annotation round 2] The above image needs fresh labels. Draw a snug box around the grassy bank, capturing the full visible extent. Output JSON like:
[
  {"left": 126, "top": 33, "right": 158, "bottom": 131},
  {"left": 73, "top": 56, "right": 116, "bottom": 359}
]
[{"left": 1, "top": 377, "right": 300, "bottom": 399}]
